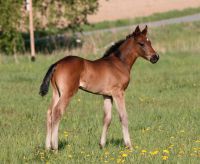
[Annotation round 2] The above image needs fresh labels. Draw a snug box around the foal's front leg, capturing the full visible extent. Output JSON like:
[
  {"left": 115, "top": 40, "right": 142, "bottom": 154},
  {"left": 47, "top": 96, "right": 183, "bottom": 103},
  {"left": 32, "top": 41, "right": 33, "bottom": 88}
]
[
  {"left": 99, "top": 96, "right": 113, "bottom": 148},
  {"left": 113, "top": 92, "right": 132, "bottom": 149}
]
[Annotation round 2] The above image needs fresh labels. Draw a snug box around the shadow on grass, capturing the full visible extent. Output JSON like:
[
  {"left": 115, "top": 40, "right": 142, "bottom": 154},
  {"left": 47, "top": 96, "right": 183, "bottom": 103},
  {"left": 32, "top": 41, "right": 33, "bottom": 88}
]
[
  {"left": 107, "top": 138, "right": 124, "bottom": 147},
  {"left": 58, "top": 140, "right": 69, "bottom": 150}
]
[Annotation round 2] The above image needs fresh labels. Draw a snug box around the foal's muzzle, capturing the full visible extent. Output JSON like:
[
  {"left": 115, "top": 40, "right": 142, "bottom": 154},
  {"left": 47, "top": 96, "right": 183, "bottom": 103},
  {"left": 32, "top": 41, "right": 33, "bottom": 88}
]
[{"left": 150, "top": 54, "right": 159, "bottom": 64}]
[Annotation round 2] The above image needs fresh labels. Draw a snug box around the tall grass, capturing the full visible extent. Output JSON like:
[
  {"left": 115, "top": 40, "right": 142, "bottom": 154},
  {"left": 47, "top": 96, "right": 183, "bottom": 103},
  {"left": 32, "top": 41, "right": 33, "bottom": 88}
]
[
  {"left": 0, "top": 22, "right": 200, "bottom": 163},
  {"left": 80, "top": 22, "right": 200, "bottom": 58}
]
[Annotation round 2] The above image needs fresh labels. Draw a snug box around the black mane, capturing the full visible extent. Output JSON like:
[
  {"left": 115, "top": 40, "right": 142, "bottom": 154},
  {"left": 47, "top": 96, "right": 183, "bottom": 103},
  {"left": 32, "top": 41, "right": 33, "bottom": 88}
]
[
  {"left": 102, "top": 33, "right": 133, "bottom": 58},
  {"left": 102, "top": 39, "right": 125, "bottom": 58}
]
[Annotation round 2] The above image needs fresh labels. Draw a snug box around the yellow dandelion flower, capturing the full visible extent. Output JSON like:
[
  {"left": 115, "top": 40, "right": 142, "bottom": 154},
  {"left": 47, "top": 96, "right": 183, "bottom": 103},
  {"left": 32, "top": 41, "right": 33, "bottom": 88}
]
[
  {"left": 141, "top": 150, "right": 147, "bottom": 153},
  {"left": 122, "top": 153, "right": 128, "bottom": 157},
  {"left": 104, "top": 161, "right": 109, "bottom": 163},
  {"left": 110, "top": 158, "right": 115, "bottom": 160},
  {"left": 168, "top": 145, "right": 174, "bottom": 150},
  {"left": 135, "top": 145, "right": 139, "bottom": 149},
  {"left": 193, "top": 147, "right": 198, "bottom": 150},
  {"left": 68, "top": 155, "right": 72, "bottom": 158},
  {"left": 162, "top": 155, "right": 168, "bottom": 160},
  {"left": 170, "top": 136, "right": 174, "bottom": 139},
  {"left": 195, "top": 140, "right": 200, "bottom": 143},
  {"left": 78, "top": 98, "right": 81, "bottom": 102},
  {"left": 163, "top": 149, "right": 169, "bottom": 154},
  {"left": 150, "top": 150, "right": 159, "bottom": 155},
  {"left": 105, "top": 151, "right": 109, "bottom": 155}
]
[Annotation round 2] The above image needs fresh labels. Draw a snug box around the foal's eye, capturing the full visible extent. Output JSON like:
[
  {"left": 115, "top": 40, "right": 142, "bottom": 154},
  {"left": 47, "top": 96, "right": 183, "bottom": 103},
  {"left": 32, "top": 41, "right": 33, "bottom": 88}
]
[{"left": 138, "top": 42, "right": 145, "bottom": 47}]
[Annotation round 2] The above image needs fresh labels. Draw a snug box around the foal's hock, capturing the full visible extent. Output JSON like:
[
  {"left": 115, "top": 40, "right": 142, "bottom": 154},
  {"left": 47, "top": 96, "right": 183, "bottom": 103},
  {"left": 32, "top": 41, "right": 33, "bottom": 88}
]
[{"left": 40, "top": 25, "right": 159, "bottom": 150}]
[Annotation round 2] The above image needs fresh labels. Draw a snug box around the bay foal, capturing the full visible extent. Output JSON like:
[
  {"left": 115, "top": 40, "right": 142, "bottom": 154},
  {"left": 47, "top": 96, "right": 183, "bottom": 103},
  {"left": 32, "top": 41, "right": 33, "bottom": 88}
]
[{"left": 39, "top": 25, "right": 159, "bottom": 150}]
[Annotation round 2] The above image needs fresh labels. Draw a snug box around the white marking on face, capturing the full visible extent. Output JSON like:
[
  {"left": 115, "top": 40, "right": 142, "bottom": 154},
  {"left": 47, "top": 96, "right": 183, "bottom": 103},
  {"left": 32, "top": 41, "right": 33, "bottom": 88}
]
[{"left": 146, "top": 38, "right": 149, "bottom": 41}]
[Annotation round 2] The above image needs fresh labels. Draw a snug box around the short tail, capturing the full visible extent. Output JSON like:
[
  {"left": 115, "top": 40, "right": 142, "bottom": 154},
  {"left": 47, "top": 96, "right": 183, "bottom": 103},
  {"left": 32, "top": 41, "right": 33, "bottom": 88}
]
[{"left": 39, "top": 63, "right": 56, "bottom": 97}]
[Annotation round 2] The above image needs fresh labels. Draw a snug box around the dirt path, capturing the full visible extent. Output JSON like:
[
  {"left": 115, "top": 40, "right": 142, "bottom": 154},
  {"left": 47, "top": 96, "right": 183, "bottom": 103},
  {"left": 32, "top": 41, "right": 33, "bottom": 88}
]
[
  {"left": 84, "top": 13, "right": 200, "bottom": 35},
  {"left": 88, "top": 0, "right": 200, "bottom": 23}
]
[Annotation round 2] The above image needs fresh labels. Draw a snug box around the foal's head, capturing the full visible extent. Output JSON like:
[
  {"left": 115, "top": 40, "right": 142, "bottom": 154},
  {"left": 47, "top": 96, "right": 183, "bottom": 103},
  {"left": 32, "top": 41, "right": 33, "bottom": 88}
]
[{"left": 128, "top": 25, "right": 159, "bottom": 64}]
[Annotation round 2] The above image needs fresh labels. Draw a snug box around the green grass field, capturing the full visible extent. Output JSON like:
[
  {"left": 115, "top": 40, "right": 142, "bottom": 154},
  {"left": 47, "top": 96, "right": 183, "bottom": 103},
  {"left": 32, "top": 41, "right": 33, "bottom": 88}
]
[{"left": 0, "top": 21, "right": 200, "bottom": 163}]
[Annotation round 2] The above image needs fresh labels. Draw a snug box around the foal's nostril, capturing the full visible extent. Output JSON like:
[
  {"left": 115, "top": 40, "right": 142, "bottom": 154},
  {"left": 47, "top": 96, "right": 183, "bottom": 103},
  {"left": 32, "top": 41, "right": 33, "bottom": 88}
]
[{"left": 150, "top": 54, "right": 159, "bottom": 64}]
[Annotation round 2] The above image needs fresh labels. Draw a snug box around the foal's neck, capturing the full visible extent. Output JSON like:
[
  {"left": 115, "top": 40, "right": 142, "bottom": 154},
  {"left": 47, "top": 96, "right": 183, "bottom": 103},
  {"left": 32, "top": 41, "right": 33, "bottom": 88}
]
[{"left": 118, "top": 39, "right": 138, "bottom": 71}]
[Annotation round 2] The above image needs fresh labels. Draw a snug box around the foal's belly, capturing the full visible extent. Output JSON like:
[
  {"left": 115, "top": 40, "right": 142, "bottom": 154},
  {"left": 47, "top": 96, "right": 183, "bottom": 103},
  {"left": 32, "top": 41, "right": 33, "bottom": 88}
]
[
  {"left": 79, "top": 74, "right": 127, "bottom": 96},
  {"left": 79, "top": 79, "right": 113, "bottom": 96}
]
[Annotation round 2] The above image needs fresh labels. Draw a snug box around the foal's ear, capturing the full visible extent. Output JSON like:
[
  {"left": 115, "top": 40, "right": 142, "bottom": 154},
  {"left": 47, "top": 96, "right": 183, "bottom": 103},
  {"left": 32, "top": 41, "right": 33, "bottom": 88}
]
[
  {"left": 133, "top": 25, "right": 141, "bottom": 36},
  {"left": 142, "top": 25, "right": 148, "bottom": 36}
]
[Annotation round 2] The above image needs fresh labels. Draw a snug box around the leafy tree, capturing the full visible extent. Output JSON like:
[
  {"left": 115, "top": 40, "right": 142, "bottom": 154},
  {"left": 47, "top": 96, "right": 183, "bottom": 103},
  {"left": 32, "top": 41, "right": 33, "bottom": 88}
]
[
  {"left": 0, "top": 0, "right": 24, "bottom": 55},
  {"left": 33, "top": 0, "right": 99, "bottom": 32},
  {"left": 0, "top": 0, "right": 99, "bottom": 55}
]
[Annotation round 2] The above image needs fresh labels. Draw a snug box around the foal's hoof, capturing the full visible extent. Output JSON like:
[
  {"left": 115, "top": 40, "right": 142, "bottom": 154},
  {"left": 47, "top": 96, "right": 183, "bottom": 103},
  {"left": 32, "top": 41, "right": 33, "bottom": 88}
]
[
  {"left": 125, "top": 144, "right": 133, "bottom": 150},
  {"left": 99, "top": 143, "right": 105, "bottom": 149},
  {"left": 45, "top": 146, "right": 51, "bottom": 151},
  {"left": 45, "top": 146, "right": 58, "bottom": 153},
  {"left": 52, "top": 149, "right": 58, "bottom": 154},
  {"left": 127, "top": 146, "right": 133, "bottom": 151}
]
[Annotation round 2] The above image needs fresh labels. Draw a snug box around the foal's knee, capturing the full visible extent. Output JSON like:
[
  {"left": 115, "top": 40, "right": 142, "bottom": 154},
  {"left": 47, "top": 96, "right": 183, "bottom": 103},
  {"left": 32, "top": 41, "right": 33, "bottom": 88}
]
[
  {"left": 104, "top": 115, "right": 112, "bottom": 126},
  {"left": 52, "top": 108, "right": 62, "bottom": 124},
  {"left": 119, "top": 114, "right": 128, "bottom": 126}
]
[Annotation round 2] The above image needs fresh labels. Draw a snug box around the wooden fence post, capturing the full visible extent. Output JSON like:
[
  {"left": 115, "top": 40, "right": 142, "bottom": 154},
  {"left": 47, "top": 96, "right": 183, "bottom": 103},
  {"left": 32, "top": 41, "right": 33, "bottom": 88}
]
[{"left": 26, "top": 0, "right": 36, "bottom": 61}]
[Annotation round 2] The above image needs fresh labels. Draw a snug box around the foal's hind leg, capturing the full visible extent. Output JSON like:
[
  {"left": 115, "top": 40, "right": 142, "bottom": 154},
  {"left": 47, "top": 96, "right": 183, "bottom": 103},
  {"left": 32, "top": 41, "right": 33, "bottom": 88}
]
[
  {"left": 99, "top": 96, "right": 113, "bottom": 148},
  {"left": 46, "top": 84, "right": 59, "bottom": 150},
  {"left": 51, "top": 94, "right": 72, "bottom": 150}
]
